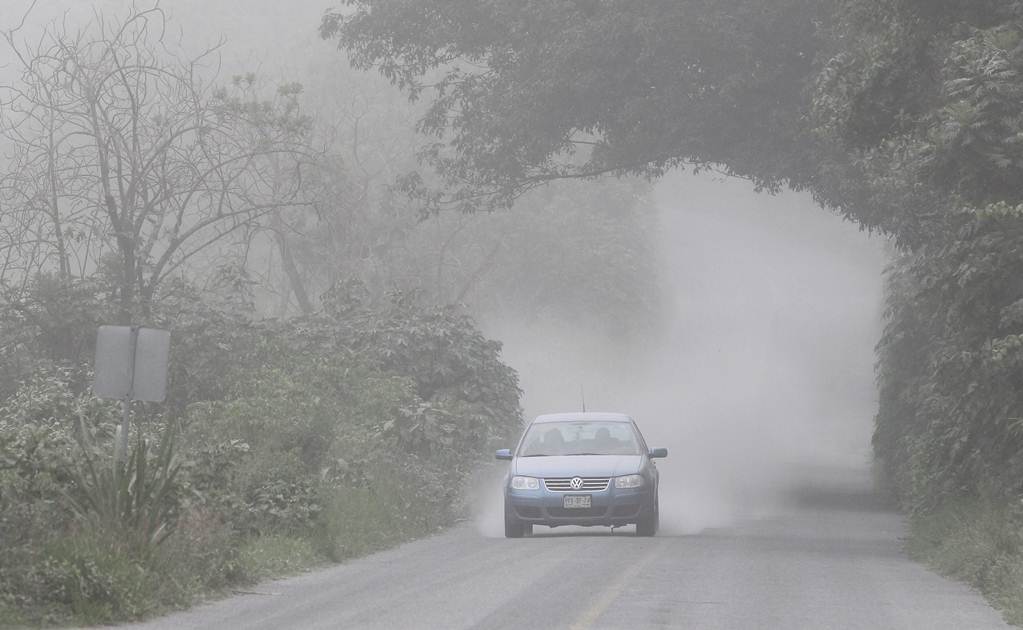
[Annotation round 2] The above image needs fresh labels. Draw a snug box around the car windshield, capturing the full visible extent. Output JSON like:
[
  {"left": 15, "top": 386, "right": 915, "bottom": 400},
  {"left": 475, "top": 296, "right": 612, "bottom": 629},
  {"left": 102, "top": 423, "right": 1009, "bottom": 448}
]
[{"left": 517, "top": 421, "right": 642, "bottom": 456}]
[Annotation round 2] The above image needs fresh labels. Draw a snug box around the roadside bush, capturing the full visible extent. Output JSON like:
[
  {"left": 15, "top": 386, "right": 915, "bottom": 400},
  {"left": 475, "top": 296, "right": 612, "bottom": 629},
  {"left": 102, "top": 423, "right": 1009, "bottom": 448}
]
[
  {"left": 313, "top": 485, "right": 403, "bottom": 561},
  {"left": 309, "top": 459, "right": 451, "bottom": 562},
  {"left": 154, "top": 506, "right": 244, "bottom": 594},
  {"left": 37, "top": 530, "right": 157, "bottom": 623},
  {"left": 0, "top": 277, "right": 522, "bottom": 626},
  {"left": 908, "top": 497, "right": 1023, "bottom": 625},
  {"left": 873, "top": 206, "right": 1023, "bottom": 625},
  {"left": 241, "top": 471, "right": 323, "bottom": 535},
  {"left": 0, "top": 276, "right": 115, "bottom": 399},
  {"left": 0, "top": 369, "right": 191, "bottom": 623},
  {"left": 234, "top": 535, "right": 320, "bottom": 581},
  {"left": 875, "top": 206, "right": 1023, "bottom": 510},
  {"left": 0, "top": 369, "right": 112, "bottom": 622}
]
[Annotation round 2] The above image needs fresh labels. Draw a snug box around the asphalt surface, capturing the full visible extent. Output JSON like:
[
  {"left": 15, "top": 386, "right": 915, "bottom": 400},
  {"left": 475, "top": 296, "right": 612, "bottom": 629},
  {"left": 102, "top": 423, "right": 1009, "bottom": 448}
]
[{"left": 118, "top": 467, "right": 1011, "bottom": 630}]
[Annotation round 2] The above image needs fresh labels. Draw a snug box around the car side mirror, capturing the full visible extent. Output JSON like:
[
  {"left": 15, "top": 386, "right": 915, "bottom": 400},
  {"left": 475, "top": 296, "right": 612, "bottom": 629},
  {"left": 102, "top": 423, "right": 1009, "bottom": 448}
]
[
  {"left": 649, "top": 448, "right": 668, "bottom": 459},
  {"left": 495, "top": 448, "right": 513, "bottom": 460}
]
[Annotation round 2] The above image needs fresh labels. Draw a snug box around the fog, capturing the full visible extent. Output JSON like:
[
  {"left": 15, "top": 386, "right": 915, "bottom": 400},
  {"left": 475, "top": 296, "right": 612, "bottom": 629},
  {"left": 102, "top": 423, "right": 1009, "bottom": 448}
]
[
  {"left": 2, "top": 2, "right": 1019, "bottom": 628},
  {"left": 475, "top": 172, "right": 887, "bottom": 535},
  {"left": 3, "top": 0, "right": 887, "bottom": 536}
]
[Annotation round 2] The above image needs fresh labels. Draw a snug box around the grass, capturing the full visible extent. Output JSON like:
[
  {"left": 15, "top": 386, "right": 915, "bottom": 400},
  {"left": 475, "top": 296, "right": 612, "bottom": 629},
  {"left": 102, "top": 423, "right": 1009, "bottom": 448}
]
[
  {"left": 906, "top": 496, "right": 1023, "bottom": 626},
  {"left": 0, "top": 532, "right": 324, "bottom": 630},
  {"left": 0, "top": 604, "right": 30, "bottom": 630},
  {"left": 235, "top": 535, "right": 321, "bottom": 581},
  {"left": 0, "top": 478, "right": 453, "bottom": 628}
]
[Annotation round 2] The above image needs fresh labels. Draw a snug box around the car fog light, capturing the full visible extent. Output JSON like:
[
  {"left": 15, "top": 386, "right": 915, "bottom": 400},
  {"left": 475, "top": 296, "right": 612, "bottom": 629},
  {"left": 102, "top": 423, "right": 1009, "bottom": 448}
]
[{"left": 614, "top": 474, "right": 644, "bottom": 489}]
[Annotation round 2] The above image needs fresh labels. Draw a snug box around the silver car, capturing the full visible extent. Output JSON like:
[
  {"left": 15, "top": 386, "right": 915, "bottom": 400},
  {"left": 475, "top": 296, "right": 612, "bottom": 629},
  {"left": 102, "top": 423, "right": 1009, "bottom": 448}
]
[{"left": 496, "top": 412, "right": 667, "bottom": 537}]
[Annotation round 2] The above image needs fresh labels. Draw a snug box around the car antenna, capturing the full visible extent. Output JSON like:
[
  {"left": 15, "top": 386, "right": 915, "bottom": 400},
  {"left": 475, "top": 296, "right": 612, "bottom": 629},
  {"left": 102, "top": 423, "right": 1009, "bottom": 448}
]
[{"left": 580, "top": 385, "right": 587, "bottom": 412}]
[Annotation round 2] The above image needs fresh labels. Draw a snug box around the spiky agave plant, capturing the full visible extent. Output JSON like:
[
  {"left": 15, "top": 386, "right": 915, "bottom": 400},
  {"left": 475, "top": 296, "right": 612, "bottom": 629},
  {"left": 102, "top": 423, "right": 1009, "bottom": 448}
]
[{"left": 63, "top": 415, "right": 182, "bottom": 554}]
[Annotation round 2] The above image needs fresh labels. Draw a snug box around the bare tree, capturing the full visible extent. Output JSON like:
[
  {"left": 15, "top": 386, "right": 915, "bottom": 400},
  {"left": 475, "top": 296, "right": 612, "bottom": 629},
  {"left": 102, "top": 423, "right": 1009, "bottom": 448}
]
[{"left": 0, "top": 5, "right": 312, "bottom": 320}]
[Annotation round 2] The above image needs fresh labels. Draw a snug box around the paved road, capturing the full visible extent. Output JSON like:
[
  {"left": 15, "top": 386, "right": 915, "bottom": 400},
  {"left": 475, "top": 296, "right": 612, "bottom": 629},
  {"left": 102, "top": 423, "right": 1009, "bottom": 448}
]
[{"left": 121, "top": 468, "right": 1010, "bottom": 629}]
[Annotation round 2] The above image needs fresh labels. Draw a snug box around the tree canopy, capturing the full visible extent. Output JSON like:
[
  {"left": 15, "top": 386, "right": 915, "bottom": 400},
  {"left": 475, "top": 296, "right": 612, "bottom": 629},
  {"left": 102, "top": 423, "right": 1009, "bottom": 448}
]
[
  {"left": 0, "top": 7, "right": 312, "bottom": 320},
  {"left": 323, "top": 0, "right": 1023, "bottom": 246},
  {"left": 322, "top": 0, "right": 825, "bottom": 215}
]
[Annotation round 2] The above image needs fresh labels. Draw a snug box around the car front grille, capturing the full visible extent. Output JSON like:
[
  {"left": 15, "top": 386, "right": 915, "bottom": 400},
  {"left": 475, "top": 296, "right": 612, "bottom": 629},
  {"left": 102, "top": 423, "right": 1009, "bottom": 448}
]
[{"left": 543, "top": 477, "right": 611, "bottom": 492}]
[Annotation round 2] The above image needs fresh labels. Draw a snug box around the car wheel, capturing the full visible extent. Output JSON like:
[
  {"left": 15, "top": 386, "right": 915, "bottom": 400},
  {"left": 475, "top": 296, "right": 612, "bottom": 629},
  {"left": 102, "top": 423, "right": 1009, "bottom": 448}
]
[
  {"left": 504, "top": 507, "right": 527, "bottom": 538},
  {"left": 636, "top": 499, "right": 659, "bottom": 537}
]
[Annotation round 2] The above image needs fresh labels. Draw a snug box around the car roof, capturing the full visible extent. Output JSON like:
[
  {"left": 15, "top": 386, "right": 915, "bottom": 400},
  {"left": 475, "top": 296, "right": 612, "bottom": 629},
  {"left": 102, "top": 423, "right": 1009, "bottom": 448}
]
[{"left": 532, "top": 412, "right": 634, "bottom": 424}]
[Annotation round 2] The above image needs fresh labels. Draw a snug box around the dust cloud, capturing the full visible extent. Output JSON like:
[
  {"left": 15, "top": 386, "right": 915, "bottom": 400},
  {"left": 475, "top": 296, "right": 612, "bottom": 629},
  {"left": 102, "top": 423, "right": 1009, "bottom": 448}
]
[{"left": 474, "top": 172, "right": 887, "bottom": 536}]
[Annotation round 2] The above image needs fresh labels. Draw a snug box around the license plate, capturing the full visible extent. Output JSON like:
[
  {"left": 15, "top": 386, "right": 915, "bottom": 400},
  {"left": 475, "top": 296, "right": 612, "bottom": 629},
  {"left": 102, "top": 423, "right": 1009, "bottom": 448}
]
[{"left": 563, "top": 495, "right": 592, "bottom": 509}]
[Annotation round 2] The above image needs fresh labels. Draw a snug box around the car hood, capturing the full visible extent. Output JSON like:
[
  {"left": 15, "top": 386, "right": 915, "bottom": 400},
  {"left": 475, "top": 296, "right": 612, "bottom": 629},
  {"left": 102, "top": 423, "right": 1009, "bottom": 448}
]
[{"left": 513, "top": 455, "right": 643, "bottom": 478}]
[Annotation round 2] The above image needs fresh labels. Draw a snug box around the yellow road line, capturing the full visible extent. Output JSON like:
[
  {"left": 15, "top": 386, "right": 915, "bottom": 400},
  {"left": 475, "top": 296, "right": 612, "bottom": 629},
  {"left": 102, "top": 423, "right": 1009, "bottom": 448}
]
[{"left": 569, "top": 541, "right": 664, "bottom": 630}]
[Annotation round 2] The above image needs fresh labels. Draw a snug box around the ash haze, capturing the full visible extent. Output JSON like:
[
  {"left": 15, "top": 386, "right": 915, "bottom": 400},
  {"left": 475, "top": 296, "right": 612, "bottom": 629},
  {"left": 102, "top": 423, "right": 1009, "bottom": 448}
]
[
  {"left": 2, "top": 2, "right": 888, "bottom": 523},
  {"left": 476, "top": 172, "right": 887, "bottom": 535},
  {"left": 3, "top": 2, "right": 1016, "bottom": 629}
]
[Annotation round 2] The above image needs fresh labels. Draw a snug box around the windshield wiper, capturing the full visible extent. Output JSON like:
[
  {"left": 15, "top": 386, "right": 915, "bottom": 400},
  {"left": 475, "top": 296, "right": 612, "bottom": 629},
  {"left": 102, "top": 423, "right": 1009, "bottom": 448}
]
[{"left": 520, "top": 453, "right": 552, "bottom": 457}]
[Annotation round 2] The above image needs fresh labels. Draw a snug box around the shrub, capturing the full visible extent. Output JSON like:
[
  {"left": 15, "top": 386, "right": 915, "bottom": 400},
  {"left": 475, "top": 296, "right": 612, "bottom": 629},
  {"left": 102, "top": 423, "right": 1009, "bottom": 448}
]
[
  {"left": 37, "top": 530, "right": 155, "bottom": 623},
  {"left": 908, "top": 496, "right": 1023, "bottom": 625},
  {"left": 0, "top": 282, "right": 523, "bottom": 625},
  {"left": 62, "top": 421, "right": 184, "bottom": 555},
  {"left": 235, "top": 535, "right": 319, "bottom": 581},
  {"left": 153, "top": 506, "right": 243, "bottom": 595}
]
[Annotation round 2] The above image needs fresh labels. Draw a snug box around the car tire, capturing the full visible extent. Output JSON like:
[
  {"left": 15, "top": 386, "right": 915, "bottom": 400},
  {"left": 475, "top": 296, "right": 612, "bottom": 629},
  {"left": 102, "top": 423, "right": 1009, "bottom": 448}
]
[
  {"left": 504, "top": 508, "right": 527, "bottom": 538},
  {"left": 636, "top": 499, "right": 659, "bottom": 537}
]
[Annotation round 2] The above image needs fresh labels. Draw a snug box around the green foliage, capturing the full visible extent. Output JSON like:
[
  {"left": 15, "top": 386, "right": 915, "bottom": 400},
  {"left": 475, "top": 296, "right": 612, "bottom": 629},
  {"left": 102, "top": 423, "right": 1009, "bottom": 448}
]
[
  {"left": 151, "top": 506, "right": 244, "bottom": 594},
  {"left": 63, "top": 423, "right": 184, "bottom": 555},
  {"left": 0, "top": 274, "right": 521, "bottom": 625},
  {"left": 322, "top": 0, "right": 1023, "bottom": 248},
  {"left": 0, "top": 371, "right": 184, "bottom": 623},
  {"left": 908, "top": 497, "right": 1023, "bottom": 625},
  {"left": 323, "top": 0, "right": 826, "bottom": 210},
  {"left": 823, "top": 15, "right": 1023, "bottom": 594},
  {"left": 0, "top": 276, "right": 114, "bottom": 395},
  {"left": 874, "top": 204, "right": 1023, "bottom": 510},
  {"left": 0, "top": 368, "right": 118, "bottom": 548},
  {"left": 234, "top": 535, "right": 320, "bottom": 581},
  {"left": 808, "top": 2, "right": 1023, "bottom": 245},
  {"left": 36, "top": 531, "right": 158, "bottom": 623},
  {"left": 2, "top": 520, "right": 245, "bottom": 625},
  {"left": 309, "top": 454, "right": 458, "bottom": 562}
]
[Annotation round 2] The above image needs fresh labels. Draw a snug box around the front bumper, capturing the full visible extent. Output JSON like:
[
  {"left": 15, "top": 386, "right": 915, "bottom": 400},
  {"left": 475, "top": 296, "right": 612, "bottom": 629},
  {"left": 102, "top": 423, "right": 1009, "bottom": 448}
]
[{"left": 505, "top": 483, "right": 656, "bottom": 527}]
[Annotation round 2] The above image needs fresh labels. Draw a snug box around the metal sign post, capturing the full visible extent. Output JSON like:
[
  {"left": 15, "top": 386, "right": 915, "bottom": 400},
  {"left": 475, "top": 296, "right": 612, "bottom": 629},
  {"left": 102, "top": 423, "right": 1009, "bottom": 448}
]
[{"left": 117, "top": 327, "right": 139, "bottom": 465}]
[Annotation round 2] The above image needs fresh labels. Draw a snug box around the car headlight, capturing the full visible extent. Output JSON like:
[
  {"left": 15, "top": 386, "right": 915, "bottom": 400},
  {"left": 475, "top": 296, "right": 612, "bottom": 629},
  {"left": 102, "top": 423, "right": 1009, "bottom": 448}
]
[
  {"left": 510, "top": 476, "right": 540, "bottom": 490},
  {"left": 614, "top": 474, "right": 644, "bottom": 489}
]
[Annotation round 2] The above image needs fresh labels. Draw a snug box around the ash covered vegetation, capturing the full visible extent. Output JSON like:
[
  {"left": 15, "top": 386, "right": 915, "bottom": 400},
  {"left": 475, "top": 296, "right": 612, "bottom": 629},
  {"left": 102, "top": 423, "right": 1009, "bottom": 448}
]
[
  {"left": 0, "top": 4, "right": 659, "bottom": 625},
  {"left": 1, "top": 0, "right": 1023, "bottom": 626}
]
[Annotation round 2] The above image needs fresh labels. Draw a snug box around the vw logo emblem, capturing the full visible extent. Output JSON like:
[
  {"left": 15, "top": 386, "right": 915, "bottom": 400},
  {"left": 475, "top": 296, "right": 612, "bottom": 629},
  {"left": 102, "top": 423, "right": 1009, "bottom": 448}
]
[{"left": 569, "top": 477, "right": 584, "bottom": 490}]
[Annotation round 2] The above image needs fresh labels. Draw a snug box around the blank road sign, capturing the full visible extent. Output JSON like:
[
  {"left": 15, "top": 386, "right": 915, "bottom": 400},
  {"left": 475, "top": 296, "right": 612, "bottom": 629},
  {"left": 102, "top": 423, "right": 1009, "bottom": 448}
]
[
  {"left": 93, "top": 326, "right": 171, "bottom": 402},
  {"left": 93, "top": 325, "right": 133, "bottom": 400}
]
